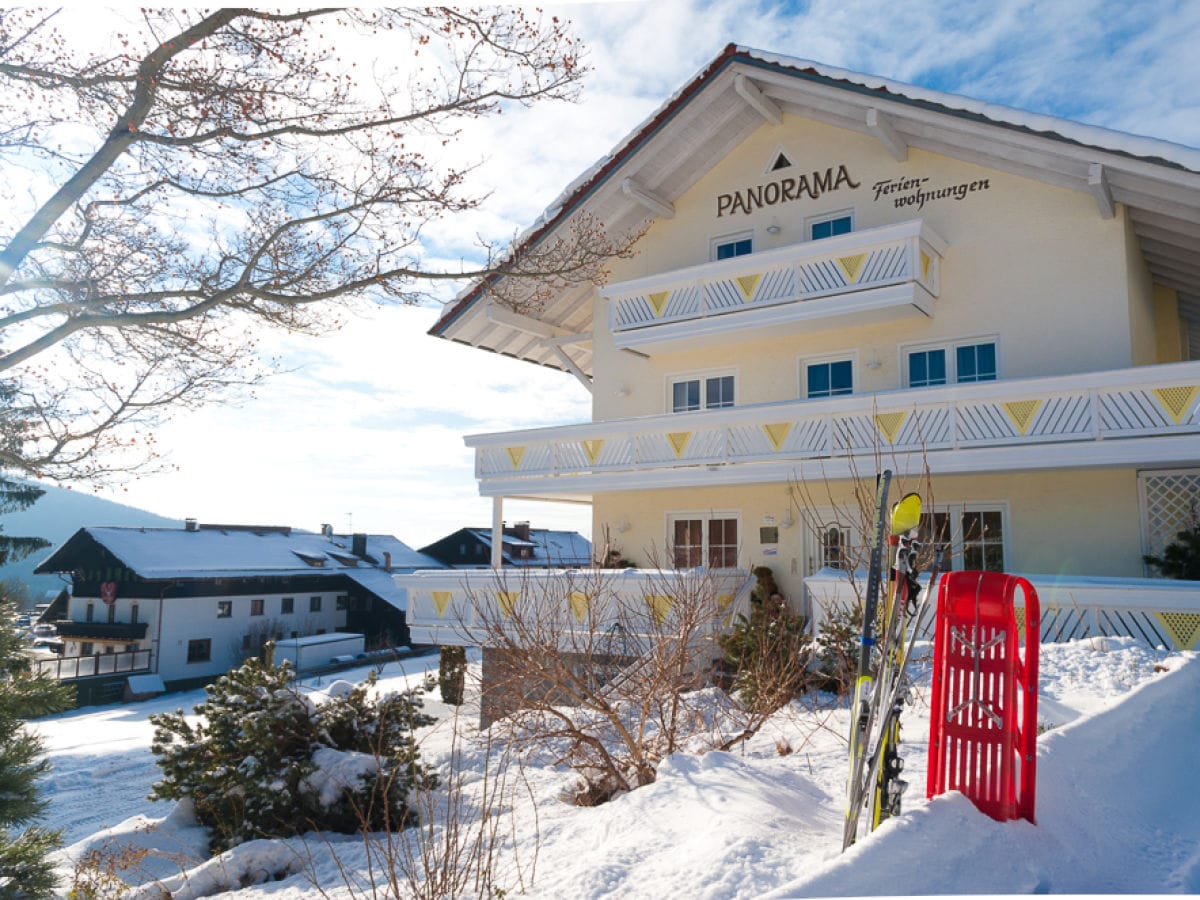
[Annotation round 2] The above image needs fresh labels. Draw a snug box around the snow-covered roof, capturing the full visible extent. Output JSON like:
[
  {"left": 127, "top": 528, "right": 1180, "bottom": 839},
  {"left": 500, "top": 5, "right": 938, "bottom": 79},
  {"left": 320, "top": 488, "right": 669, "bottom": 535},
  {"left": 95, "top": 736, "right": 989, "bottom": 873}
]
[
  {"left": 432, "top": 44, "right": 1200, "bottom": 366},
  {"left": 465, "top": 527, "right": 592, "bottom": 567},
  {"left": 36, "top": 526, "right": 445, "bottom": 581}
]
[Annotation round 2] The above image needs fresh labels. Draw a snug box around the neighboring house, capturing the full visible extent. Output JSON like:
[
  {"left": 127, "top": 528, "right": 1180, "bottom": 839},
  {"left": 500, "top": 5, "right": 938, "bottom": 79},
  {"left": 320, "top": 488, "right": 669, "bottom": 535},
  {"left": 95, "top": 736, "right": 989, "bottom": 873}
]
[
  {"left": 34, "top": 522, "right": 445, "bottom": 690},
  {"left": 420, "top": 523, "right": 592, "bottom": 569},
  {"left": 400, "top": 45, "right": 1200, "bottom": 657}
]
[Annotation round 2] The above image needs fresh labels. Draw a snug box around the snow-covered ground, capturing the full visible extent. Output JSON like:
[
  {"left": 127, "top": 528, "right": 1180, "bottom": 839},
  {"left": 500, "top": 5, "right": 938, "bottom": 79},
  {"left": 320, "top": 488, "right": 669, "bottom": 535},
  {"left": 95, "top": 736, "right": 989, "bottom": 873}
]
[{"left": 33, "top": 638, "right": 1199, "bottom": 897}]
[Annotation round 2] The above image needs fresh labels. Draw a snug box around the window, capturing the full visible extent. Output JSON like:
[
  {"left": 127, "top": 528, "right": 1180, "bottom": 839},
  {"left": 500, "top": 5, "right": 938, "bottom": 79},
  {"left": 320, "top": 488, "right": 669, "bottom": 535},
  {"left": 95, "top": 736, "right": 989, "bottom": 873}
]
[
  {"left": 187, "top": 638, "right": 212, "bottom": 664},
  {"left": 217, "top": 600, "right": 232, "bottom": 619},
  {"left": 809, "top": 213, "right": 852, "bottom": 240},
  {"left": 956, "top": 343, "right": 997, "bottom": 383},
  {"left": 250, "top": 598, "right": 264, "bottom": 617},
  {"left": 281, "top": 597, "right": 294, "bottom": 615},
  {"left": 668, "top": 514, "right": 739, "bottom": 568},
  {"left": 130, "top": 603, "right": 139, "bottom": 625},
  {"left": 85, "top": 603, "right": 94, "bottom": 623},
  {"left": 805, "top": 359, "right": 853, "bottom": 398},
  {"left": 670, "top": 373, "right": 735, "bottom": 413},
  {"left": 107, "top": 602, "right": 116, "bottom": 624},
  {"left": 921, "top": 505, "right": 1006, "bottom": 572},
  {"left": 310, "top": 596, "right": 322, "bottom": 613},
  {"left": 336, "top": 595, "right": 351, "bottom": 611},
  {"left": 712, "top": 231, "right": 752, "bottom": 260},
  {"left": 905, "top": 340, "right": 997, "bottom": 387},
  {"left": 81, "top": 642, "right": 94, "bottom": 656},
  {"left": 821, "top": 525, "right": 849, "bottom": 569}
]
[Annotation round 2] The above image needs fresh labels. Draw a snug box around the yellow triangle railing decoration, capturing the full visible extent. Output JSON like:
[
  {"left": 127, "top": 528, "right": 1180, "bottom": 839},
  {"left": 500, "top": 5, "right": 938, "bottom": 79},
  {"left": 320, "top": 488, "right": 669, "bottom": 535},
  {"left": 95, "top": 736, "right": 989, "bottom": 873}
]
[
  {"left": 763, "top": 422, "right": 792, "bottom": 452},
  {"left": 506, "top": 447, "right": 526, "bottom": 470},
  {"left": 875, "top": 411, "right": 907, "bottom": 444},
  {"left": 432, "top": 591, "right": 453, "bottom": 618},
  {"left": 735, "top": 273, "right": 762, "bottom": 301},
  {"left": 497, "top": 592, "right": 519, "bottom": 620},
  {"left": 647, "top": 291, "right": 670, "bottom": 317},
  {"left": 1002, "top": 399, "right": 1042, "bottom": 435},
  {"left": 717, "top": 593, "right": 736, "bottom": 625},
  {"left": 569, "top": 591, "right": 591, "bottom": 624},
  {"left": 920, "top": 251, "right": 931, "bottom": 281},
  {"left": 581, "top": 439, "right": 605, "bottom": 466},
  {"left": 835, "top": 253, "right": 868, "bottom": 284},
  {"left": 1152, "top": 385, "right": 1200, "bottom": 424},
  {"left": 647, "top": 595, "right": 672, "bottom": 626},
  {"left": 1156, "top": 612, "right": 1200, "bottom": 650},
  {"left": 667, "top": 431, "right": 692, "bottom": 458}
]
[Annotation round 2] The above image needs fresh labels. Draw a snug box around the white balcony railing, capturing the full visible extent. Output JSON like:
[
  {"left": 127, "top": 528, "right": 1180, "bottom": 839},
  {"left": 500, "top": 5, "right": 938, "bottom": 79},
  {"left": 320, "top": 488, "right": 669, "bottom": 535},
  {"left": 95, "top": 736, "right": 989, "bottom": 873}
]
[
  {"left": 603, "top": 219, "right": 946, "bottom": 350},
  {"left": 468, "top": 360, "right": 1200, "bottom": 495},
  {"left": 398, "top": 567, "right": 756, "bottom": 649},
  {"left": 805, "top": 570, "right": 1200, "bottom": 652}
]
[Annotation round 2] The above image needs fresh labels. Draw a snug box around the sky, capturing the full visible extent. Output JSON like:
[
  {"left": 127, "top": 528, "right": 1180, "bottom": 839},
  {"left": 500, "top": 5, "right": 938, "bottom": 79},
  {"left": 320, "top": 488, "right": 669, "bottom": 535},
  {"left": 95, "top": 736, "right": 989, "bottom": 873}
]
[{"left": 81, "top": 0, "right": 1200, "bottom": 550}]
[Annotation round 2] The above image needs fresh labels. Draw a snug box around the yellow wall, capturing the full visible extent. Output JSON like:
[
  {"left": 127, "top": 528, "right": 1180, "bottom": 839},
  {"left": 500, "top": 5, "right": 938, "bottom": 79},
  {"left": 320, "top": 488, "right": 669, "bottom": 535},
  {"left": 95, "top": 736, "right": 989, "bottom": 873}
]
[
  {"left": 1153, "top": 285, "right": 1186, "bottom": 363},
  {"left": 593, "top": 114, "right": 1148, "bottom": 422},
  {"left": 593, "top": 469, "right": 1145, "bottom": 606}
]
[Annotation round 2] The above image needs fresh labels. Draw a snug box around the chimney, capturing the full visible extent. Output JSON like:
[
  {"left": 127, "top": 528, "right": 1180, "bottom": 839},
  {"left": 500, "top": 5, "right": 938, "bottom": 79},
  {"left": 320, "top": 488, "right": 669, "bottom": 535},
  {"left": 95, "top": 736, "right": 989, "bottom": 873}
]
[
  {"left": 383, "top": 551, "right": 392, "bottom": 572},
  {"left": 185, "top": 518, "right": 198, "bottom": 532},
  {"left": 352, "top": 533, "right": 367, "bottom": 557},
  {"left": 321, "top": 523, "right": 333, "bottom": 538},
  {"left": 512, "top": 521, "right": 531, "bottom": 542}
]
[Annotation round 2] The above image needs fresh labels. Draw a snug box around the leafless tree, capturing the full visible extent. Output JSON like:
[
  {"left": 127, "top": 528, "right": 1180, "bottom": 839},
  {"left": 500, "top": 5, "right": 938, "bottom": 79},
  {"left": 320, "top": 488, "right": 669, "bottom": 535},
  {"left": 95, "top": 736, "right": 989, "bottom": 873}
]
[
  {"left": 463, "top": 564, "right": 753, "bottom": 804},
  {"left": 0, "top": 8, "right": 631, "bottom": 480}
]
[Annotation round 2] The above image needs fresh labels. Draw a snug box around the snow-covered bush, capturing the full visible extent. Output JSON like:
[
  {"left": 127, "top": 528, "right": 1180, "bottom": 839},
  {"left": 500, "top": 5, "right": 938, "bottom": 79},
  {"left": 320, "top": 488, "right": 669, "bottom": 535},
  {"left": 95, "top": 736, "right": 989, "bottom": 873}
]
[
  {"left": 148, "top": 658, "right": 436, "bottom": 852},
  {"left": 719, "top": 566, "right": 812, "bottom": 714},
  {"left": 438, "top": 646, "right": 467, "bottom": 705}
]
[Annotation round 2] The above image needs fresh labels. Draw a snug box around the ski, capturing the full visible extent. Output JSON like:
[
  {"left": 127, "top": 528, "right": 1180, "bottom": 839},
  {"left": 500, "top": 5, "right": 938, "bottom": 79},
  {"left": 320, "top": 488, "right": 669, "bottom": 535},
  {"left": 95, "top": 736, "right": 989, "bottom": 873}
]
[
  {"left": 867, "top": 492, "right": 924, "bottom": 829},
  {"left": 842, "top": 469, "right": 892, "bottom": 851}
]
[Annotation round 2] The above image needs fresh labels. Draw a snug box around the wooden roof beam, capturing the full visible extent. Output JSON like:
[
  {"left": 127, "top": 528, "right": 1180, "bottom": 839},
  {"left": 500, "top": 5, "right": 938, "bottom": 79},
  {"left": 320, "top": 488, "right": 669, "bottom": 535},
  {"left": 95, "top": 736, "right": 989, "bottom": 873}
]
[
  {"left": 485, "top": 304, "right": 570, "bottom": 340},
  {"left": 734, "top": 73, "right": 782, "bottom": 127},
  {"left": 621, "top": 177, "right": 675, "bottom": 219},
  {"left": 866, "top": 108, "right": 908, "bottom": 162},
  {"left": 1088, "top": 163, "right": 1116, "bottom": 219}
]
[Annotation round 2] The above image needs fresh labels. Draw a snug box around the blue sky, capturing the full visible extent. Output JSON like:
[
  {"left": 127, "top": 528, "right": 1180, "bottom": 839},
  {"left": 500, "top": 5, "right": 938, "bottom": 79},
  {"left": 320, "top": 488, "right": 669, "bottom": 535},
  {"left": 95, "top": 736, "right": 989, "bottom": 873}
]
[{"left": 87, "top": 0, "right": 1200, "bottom": 549}]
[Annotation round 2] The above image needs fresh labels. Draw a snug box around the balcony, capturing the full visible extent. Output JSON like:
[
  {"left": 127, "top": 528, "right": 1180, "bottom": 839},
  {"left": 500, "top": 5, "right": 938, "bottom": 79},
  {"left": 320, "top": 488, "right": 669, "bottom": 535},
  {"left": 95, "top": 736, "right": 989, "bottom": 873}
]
[
  {"left": 54, "top": 620, "right": 150, "bottom": 641},
  {"left": 28, "top": 649, "right": 153, "bottom": 680},
  {"left": 398, "top": 567, "right": 755, "bottom": 648},
  {"left": 603, "top": 219, "right": 945, "bottom": 352},
  {"left": 468, "top": 360, "right": 1200, "bottom": 497}
]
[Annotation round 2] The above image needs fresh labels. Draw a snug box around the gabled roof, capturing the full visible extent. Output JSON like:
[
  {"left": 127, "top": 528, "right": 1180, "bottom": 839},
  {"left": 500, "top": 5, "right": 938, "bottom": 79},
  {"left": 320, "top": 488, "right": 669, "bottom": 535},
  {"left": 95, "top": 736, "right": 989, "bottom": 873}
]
[
  {"left": 35, "top": 526, "right": 445, "bottom": 581},
  {"left": 421, "top": 526, "right": 592, "bottom": 568},
  {"left": 431, "top": 44, "right": 1200, "bottom": 368}
]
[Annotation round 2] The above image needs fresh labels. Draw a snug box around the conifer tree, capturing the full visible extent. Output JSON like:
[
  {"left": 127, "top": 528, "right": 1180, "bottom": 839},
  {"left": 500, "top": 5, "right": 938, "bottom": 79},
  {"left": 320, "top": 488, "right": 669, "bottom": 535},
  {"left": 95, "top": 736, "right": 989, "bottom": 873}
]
[{"left": 0, "top": 590, "right": 75, "bottom": 897}]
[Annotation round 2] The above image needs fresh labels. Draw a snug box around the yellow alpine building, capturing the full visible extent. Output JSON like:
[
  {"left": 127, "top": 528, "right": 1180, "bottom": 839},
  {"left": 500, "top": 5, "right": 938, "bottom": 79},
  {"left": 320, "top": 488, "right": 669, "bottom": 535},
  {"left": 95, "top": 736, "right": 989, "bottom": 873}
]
[{"left": 403, "top": 45, "right": 1200, "bottom": 654}]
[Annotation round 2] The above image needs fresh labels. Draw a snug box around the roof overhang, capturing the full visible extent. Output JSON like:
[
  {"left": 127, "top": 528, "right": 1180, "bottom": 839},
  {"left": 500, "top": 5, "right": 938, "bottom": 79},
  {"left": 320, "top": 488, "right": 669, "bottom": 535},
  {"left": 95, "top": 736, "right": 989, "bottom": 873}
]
[{"left": 430, "top": 45, "right": 1200, "bottom": 371}]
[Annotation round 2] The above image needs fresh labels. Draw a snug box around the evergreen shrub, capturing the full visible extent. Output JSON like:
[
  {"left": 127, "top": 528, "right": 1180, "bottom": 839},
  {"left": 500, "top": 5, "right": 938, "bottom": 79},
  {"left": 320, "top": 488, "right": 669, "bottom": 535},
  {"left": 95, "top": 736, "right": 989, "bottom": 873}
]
[{"left": 149, "top": 658, "right": 436, "bottom": 852}]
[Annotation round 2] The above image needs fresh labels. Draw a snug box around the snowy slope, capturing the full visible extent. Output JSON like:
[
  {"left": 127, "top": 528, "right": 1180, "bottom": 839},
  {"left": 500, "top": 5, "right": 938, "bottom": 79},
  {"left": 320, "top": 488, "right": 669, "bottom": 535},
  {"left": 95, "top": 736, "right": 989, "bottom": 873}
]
[{"left": 33, "top": 639, "right": 1195, "bottom": 897}]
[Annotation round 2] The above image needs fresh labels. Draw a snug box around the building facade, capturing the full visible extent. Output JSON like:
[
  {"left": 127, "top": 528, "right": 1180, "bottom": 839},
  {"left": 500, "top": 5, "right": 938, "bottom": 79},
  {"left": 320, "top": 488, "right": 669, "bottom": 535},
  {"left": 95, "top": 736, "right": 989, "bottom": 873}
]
[
  {"left": 403, "top": 46, "right": 1200, "bottom": 652},
  {"left": 36, "top": 523, "right": 444, "bottom": 690}
]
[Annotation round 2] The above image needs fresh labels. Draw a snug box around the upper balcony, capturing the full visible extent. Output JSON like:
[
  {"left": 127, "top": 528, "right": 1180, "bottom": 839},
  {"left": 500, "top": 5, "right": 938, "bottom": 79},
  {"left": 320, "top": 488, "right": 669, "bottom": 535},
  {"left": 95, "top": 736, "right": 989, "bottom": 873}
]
[
  {"left": 603, "top": 219, "right": 946, "bottom": 352},
  {"left": 467, "top": 360, "right": 1200, "bottom": 498}
]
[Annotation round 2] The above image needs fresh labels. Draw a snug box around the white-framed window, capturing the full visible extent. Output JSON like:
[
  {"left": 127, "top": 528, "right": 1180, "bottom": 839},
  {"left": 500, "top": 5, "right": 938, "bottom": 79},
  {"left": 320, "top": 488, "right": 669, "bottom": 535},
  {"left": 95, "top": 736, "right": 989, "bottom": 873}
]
[
  {"left": 903, "top": 338, "right": 999, "bottom": 388},
  {"left": 250, "top": 598, "right": 264, "bottom": 616},
  {"left": 187, "top": 639, "right": 211, "bottom": 664},
  {"left": 217, "top": 600, "right": 232, "bottom": 619},
  {"left": 669, "top": 370, "right": 735, "bottom": 413},
  {"left": 711, "top": 230, "right": 753, "bottom": 261},
  {"left": 667, "top": 512, "right": 740, "bottom": 569},
  {"left": 802, "top": 355, "right": 854, "bottom": 398},
  {"left": 922, "top": 503, "right": 1007, "bottom": 572},
  {"left": 807, "top": 209, "right": 853, "bottom": 241}
]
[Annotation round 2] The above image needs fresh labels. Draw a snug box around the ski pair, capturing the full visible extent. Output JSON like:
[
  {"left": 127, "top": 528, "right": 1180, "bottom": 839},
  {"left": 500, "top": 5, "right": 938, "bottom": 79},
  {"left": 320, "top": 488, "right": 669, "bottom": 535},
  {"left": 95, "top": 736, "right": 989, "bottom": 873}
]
[{"left": 842, "top": 476, "right": 927, "bottom": 850}]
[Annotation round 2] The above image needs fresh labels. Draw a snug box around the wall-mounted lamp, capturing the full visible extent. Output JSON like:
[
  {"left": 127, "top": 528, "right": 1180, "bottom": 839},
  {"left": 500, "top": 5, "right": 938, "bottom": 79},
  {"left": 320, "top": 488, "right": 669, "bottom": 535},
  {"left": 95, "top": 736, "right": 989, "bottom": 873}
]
[
  {"left": 867, "top": 352, "right": 882, "bottom": 370},
  {"left": 766, "top": 221, "right": 782, "bottom": 235},
  {"left": 614, "top": 384, "right": 630, "bottom": 398}
]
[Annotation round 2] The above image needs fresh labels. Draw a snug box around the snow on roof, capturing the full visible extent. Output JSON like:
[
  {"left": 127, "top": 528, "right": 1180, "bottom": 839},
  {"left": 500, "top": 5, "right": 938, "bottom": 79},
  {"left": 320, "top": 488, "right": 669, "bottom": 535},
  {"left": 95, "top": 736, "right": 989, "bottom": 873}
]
[
  {"left": 466, "top": 527, "right": 593, "bottom": 567},
  {"left": 38, "top": 526, "right": 445, "bottom": 581}
]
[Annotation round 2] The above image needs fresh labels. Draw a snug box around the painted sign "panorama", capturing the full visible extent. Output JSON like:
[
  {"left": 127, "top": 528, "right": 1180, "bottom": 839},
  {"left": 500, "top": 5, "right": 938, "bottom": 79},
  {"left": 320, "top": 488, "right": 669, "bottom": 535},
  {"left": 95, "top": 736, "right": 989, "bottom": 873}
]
[{"left": 717, "top": 164, "right": 860, "bottom": 217}]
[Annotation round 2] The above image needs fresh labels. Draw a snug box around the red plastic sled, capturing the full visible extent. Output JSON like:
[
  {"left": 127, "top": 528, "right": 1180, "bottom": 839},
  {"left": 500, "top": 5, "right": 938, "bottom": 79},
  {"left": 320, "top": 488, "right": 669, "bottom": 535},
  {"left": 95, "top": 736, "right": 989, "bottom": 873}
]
[{"left": 926, "top": 571, "right": 1040, "bottom": 823}]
